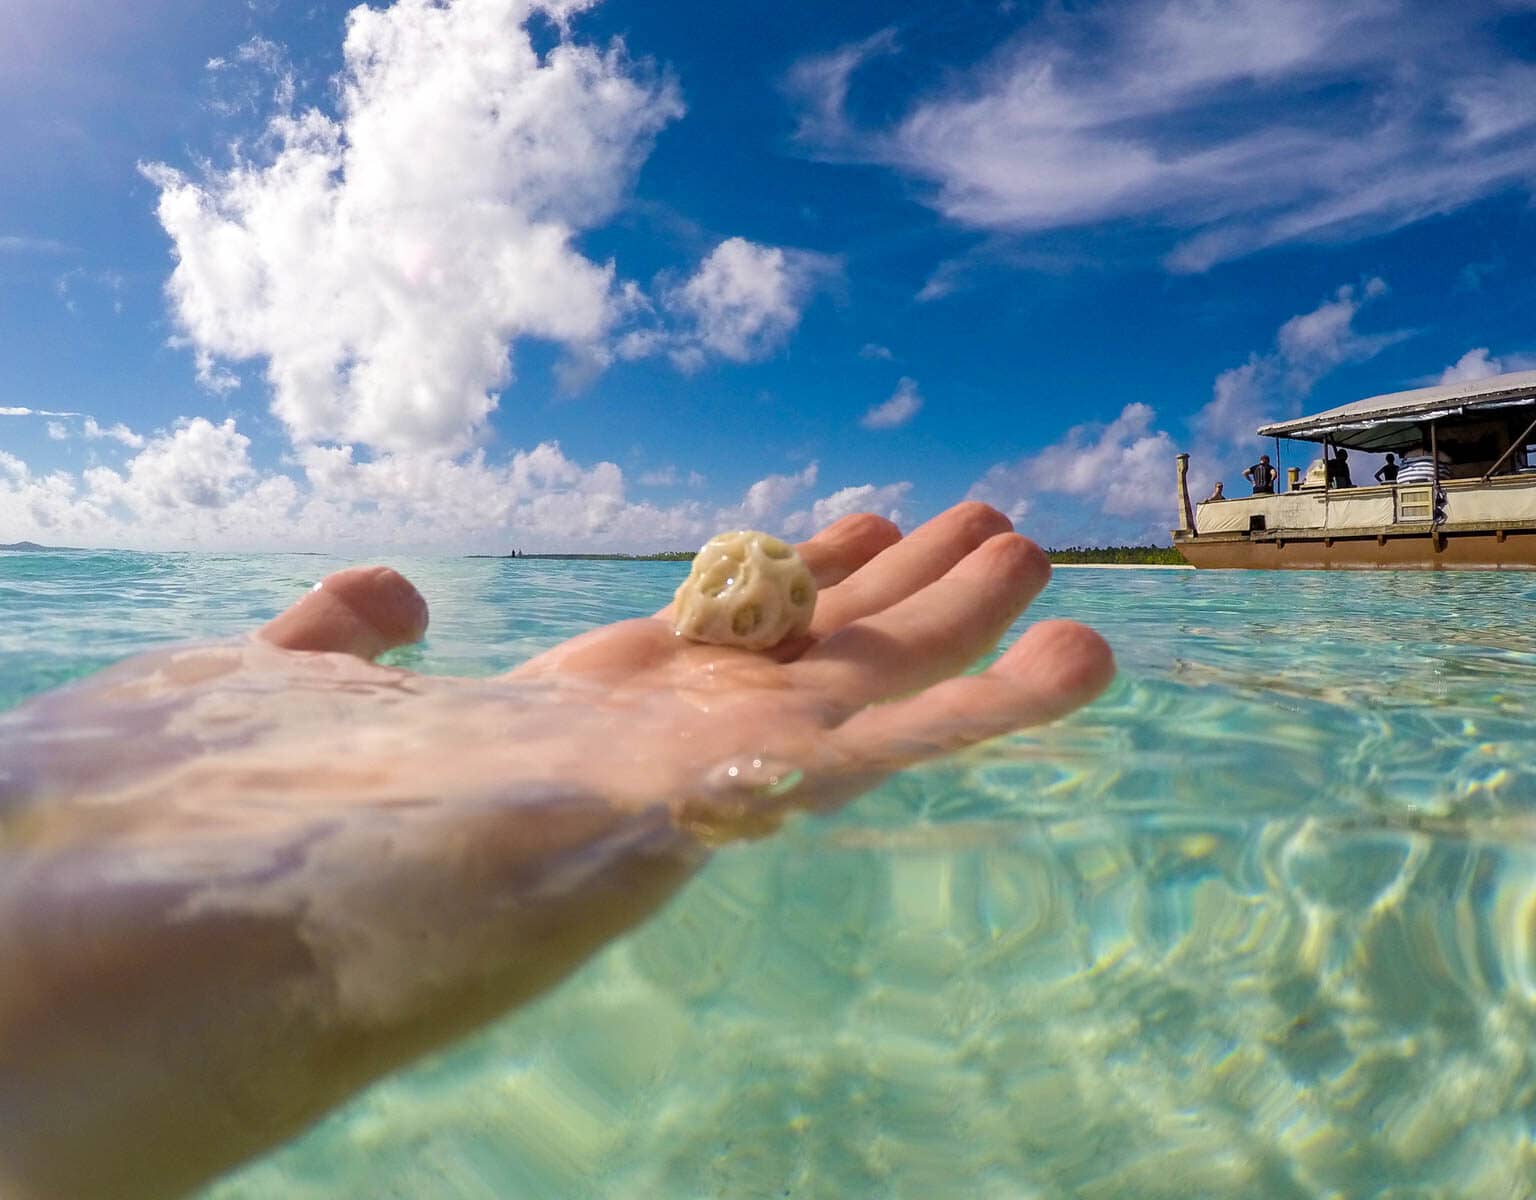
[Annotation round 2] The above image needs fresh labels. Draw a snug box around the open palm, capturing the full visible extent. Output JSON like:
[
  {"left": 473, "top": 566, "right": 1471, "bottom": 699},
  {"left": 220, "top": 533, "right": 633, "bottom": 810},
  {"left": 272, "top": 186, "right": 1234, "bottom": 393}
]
[{"left": 0, "top": 502, "right": 1112, "bottom": 1200}]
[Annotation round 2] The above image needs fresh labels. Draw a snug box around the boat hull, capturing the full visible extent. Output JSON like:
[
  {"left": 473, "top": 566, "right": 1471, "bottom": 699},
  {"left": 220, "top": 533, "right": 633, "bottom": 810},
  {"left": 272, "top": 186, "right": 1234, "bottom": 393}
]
[{"left": 1173, "top": 527, "right": 1536, "bottom": 569}]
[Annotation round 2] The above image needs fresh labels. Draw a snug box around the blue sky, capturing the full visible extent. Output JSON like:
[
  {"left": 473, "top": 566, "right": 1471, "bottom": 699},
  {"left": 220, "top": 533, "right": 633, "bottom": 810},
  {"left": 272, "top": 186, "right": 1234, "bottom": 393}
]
[{"left": 2, "top": 0, "right": 1534, "bottom": 552}]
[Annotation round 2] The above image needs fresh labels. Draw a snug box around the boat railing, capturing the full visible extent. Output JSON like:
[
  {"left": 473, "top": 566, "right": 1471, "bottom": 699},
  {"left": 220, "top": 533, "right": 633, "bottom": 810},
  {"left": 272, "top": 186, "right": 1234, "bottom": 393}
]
[{"left": 1191, "top": 471, "right": 1536, "bottom": 536}]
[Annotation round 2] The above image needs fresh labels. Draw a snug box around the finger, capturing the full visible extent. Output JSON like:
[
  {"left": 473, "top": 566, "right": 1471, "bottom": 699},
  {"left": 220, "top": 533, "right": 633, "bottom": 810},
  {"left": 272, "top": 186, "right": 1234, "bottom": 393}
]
[
  {"left": 812, "top": 501, "right": 1013, "bottom": 632},
  {"left": 652, "top": 512, "right": 901, "bottom": 621},
  {"left": 791, "top": 532, "right": 1051, "bottom": 710},
  {"left": 518, "top": 513, "right": 904, "bottom": 683},
  {"left": 503, "top": 616, "right": 675, "bottom": 681},
  {"left": 799, "top": 511, "right": 904, "bottom": 588},
  {"left": 257, "top": 566, "right": 429, "bottom": 660},
  {"left": 828, "top": 619, "right": 1115, "bottom": 766},
  {"left": 677, "top": 620, "right": 1113, "bottom": 843}
]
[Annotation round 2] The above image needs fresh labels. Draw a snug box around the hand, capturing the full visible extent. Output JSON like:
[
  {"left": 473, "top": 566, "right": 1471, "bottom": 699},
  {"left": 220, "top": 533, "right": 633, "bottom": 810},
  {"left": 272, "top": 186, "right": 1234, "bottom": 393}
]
[{"left": 0, "top": 502, "right": 1112, "bottom": 1200}]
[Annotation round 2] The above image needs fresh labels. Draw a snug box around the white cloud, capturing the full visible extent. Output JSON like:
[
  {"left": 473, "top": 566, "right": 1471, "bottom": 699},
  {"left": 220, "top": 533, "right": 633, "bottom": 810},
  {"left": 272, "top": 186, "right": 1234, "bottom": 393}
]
[
  {"left": 665, "top": 238, "right": 835, "bottom": 370},
  {"left": 83, "top": 417, "right": 146, "bottom": 449},
  {"left": 99, "top": 2, "right": 846, "bottom": 556},
  {"left": 0, "top": 235, "right": 74, "bottom": 255},
  {"left": 0, "top": 421, "right": 716, "bottom": 553},
  {"left": 192, "top": 349, "right": 242, "bottom": 395},
  {"left": 5, "top": 409, "right": 145, "bottom": 447},
  {"left": 0, "top": 419, "right": 289, "bottom": 550},
  {"left": 718, "top": 462, "right": 820, "bottom": 528},
  {"left": 205, "top": 35, "right": 297, "bottom": 118},
  {"left": 700, "top": 463, "right": 915, "bottom": 542},
  {"left": 859, "top": 342, "right": 893, "bottom": 360},
  {"left": 0, "top": 421, "right": 899, "bottom": 553},
  {"left": 783, "top": 27, "right": 899, "bottom": 147},
  {"left": 860, "top": 376, "right": 922, "bottom": 429},
  {"left": 966, "top": 402, "right": 1175, "bottom": 522},
  {"left": 146, "top": 0, "right": 683, "bottom": 455},
  {"left": 1439, "top": 347, "right": 1536, "bottom": 384},
  {"left": 801, "top": 481, "right": 912, "bottom": 533},
  {"left": 1193, "top": 280, "right": 1405, "bottom": 446},
  {"left": 106, "top": 418, "right": 258, "bottom": 510},
  {"left": 790, "top": 0, "right": 1536, "bottom": 271},
  {"left": 635, "top": 463, "right": 705, "bottom": 488}
]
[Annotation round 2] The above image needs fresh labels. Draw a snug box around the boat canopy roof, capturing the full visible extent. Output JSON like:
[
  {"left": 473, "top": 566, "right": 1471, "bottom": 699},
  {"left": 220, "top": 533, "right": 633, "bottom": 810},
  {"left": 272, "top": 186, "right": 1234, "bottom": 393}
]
[{"left": 1256, "top": 368, "right": 1536, "bottom": 452}]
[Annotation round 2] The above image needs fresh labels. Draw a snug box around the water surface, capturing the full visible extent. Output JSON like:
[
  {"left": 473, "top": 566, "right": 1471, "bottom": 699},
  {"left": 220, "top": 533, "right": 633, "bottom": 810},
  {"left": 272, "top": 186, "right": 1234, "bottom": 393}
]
[{"left": 3, "top": 550, "right": 1535, "bottom": 1198}]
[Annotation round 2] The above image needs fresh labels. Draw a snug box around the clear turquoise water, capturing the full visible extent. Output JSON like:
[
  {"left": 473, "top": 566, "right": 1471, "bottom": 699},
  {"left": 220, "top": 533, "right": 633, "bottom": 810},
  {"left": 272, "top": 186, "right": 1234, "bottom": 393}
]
[{"left": 4, "top": 551, "right": 1536, "bottom": 1198}]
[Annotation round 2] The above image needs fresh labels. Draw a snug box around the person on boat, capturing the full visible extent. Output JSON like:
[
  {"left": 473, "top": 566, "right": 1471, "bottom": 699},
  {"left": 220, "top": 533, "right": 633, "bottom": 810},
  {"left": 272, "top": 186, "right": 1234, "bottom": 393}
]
[
  {"left": 0, "top": 502, "right": 1114, "bottom": 1200},
  {"left": 1325, "top": 448, "right": 1354, "bottom": 488},
  {"left": 1204, "top": 481, "right": 1225, "bottom": 501},
  {"left": 1374, "top": 453, "right": 1398, "bottom": 483},
  {"left": 1396, "top": 446, "right": 1448, "bottom": 485},
  {"left": 1243, "top": 455, "right": 1277, "bottom": 494}
]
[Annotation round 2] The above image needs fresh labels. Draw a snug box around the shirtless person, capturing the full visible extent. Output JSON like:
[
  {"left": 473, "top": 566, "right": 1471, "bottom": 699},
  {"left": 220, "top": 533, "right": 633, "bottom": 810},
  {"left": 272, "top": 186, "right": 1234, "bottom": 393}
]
[{"left": 0, "top": 502, "right": 1113, "bottom": 1200}]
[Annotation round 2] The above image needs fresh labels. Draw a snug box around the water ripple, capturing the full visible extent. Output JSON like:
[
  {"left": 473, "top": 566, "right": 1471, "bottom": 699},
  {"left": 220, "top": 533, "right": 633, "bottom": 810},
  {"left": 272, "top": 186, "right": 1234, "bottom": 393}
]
[{"left": 6, "top": 552, "right": 1536, "bottom": 1197}]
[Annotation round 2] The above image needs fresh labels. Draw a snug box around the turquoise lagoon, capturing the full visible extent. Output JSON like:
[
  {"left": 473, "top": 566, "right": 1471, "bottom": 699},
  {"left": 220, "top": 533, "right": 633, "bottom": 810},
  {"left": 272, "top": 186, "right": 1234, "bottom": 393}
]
[{"left": 3, "top": 549, "right": 1536, "bottom": 1198}]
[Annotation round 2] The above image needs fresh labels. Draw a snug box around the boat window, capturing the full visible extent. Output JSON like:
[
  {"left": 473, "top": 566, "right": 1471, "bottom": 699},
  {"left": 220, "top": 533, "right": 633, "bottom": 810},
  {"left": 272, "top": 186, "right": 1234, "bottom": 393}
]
[{"left": 1248, "top": 515, "right": 1266, "bottom": 533}]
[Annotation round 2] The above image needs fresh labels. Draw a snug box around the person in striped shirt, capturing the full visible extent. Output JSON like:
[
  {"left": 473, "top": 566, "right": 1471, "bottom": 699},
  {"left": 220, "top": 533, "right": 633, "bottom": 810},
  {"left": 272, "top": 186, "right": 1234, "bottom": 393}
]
[{"left": 1395, "top": 446, "right": 1447, "bottom": 485}]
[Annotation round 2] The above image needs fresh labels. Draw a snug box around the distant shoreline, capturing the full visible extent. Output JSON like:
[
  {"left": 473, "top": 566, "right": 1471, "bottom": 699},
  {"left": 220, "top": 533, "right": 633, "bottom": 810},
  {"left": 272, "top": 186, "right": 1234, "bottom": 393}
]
[
  {"left": 0, "top": 541, "right": 82, "bottom": 552},
  {"left": 1051, "top": 562, "right": 1192, "bottom": 570},
  {"left": 4, "top": 543, "right": 1186, "bottom": 565},
  {"left": 1046, "top": 546, "right": 1182, "bottom": 566}
]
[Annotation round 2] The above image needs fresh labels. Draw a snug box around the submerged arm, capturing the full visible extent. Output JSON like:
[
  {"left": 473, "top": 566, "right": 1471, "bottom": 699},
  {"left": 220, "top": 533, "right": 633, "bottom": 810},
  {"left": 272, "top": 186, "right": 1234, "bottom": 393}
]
[
  {"left": 0, "top": 773, "right": 703, "bottom": 1200},
  {"left": 0, "top": 505, "right": 1114, "bottom": 1200}
]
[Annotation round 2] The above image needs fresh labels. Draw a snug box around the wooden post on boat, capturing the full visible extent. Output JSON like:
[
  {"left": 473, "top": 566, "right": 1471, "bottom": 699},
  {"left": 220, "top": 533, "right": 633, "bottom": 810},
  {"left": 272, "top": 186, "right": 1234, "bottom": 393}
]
[
  {"left": 1176, "top": 453, "right": 1195, "bottom": 535},
  {"left": 1479, "top": 413, "right": 1536, "bottom": 482},
  {"left": 1430, "top": 420, "right": 1443, "bottom": 536}
]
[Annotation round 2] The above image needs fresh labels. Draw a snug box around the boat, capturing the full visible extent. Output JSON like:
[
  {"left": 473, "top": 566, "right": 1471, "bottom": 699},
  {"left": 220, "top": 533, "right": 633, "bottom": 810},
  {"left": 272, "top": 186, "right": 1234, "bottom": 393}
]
[{"left": 1172, "top": 368, "right": 1536, "bottom": 569}]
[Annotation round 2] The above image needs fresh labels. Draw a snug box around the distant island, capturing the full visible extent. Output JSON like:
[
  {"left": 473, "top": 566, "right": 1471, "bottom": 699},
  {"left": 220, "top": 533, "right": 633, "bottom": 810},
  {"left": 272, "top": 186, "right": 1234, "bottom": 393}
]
[
  {"left": 1046, "top": 545, "right": 1182, "bottom": 565},
  {"left": 467, "top": 546, "right": 1183, "bottom": 565},
  {"left": 1, "top": 541, "right": 1181, "bottom": 564}
]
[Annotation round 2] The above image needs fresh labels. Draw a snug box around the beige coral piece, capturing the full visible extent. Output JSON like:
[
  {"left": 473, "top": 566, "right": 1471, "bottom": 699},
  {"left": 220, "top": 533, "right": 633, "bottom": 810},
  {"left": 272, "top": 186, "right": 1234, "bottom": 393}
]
[{"left": 672, "top": 530, "right": 817, "bottom": 650}]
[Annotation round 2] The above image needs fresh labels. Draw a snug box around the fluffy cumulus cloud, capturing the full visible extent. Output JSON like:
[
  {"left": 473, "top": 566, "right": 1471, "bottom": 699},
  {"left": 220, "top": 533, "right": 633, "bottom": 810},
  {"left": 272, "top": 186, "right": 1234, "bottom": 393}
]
[
  {"left": 0, "top": 427, "right": 626, "bottom": 551},
  {"left": 718, "top": 462, "right": 820, "bottom": 527},
  {"left": 664, "top": 238, "right": 836, "bottom": 372},
  {"left": 87, "top": 0, "right": 848, "bottom": 552},
  {"left": 0, "top": 424, "right": 915, "bottom": 552},
  {"left": 971, "top": 279, "right": 1414, "bottom": 542},
  {"left": 1439, "top": 347, "right": 1536, "bottom": 384},
  {"left": 0, "top": 419, "right": 302, "bottom": 549},
  {"left": 706, "top": 461, "right": 914, "bottom": 542},
  {"left": 1193, "top": 279, "right": 1405, "bottom": 446},
  {"left": 966, "top": 402, "right": 1175, "bottom": 526},
  {"left": 800, "top": 481, "right": 911, "bottom": 532},
  {"left": 790, "top": 0, "right": 1536, "bottom": 271},
  {"left": 860, "top": 377, "right": 922, "bottom": 430},
  {"left": 99, "top": 418, "right": 259, "bottom": 511},
  {"left": 146, "top": 0, "right": 684, "bottom": 455}
]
